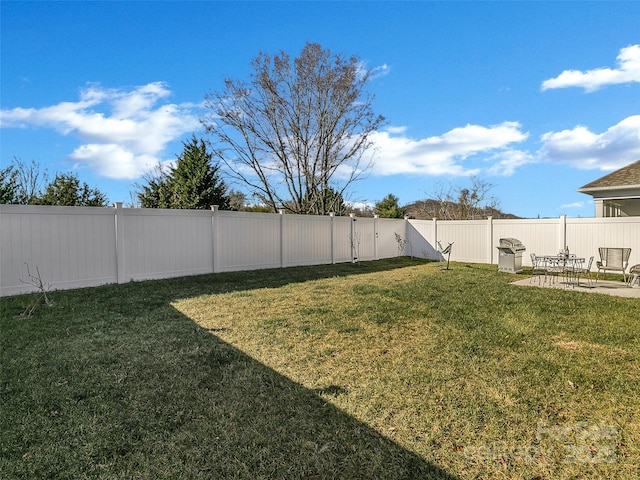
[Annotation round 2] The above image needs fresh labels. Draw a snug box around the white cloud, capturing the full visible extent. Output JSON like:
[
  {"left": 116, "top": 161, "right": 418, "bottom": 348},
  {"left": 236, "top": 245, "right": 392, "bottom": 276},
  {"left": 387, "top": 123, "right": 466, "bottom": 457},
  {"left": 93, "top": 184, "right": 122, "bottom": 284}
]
[
  {"left": 560, "top": 202, "right": 585, "bottom": 209},
  {"left": 356, "top": 61, "right": 391, "bottom": 82},
  {"left": 538, "top": 115, "right": 640, "bottom": 170},
  {"left": 370, "top": 63, "right": 391, "bottom": 80},
  {"left": 0, "top": 82, "right": 200, "bottom": 179},
  {"left": 487, "top": 149, "right": 533, "bottom": 176},
  {"left": 69, "top": 144, "right": 159, "bottom": 179},
  {"left": 541, "top": 45, "right": 640, "bottom": 92},
  {"left": 385, "top": 125, "right": 407, "bottom": 135},
  {"left": 368, "top": 122, "right": 529, "bottom": 177}
]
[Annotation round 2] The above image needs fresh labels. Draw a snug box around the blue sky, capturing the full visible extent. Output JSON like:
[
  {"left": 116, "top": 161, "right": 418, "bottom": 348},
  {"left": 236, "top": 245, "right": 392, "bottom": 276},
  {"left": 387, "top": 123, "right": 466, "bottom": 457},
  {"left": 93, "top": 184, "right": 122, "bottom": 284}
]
[{"left": 1, "top": 1, "right": 639, "bottom": 218}]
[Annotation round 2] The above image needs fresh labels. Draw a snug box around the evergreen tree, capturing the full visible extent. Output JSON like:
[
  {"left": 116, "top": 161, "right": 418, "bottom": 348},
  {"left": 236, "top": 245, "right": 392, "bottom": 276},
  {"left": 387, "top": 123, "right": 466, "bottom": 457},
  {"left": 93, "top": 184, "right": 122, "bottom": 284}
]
[
  {"left": 137, "top": 164, "right": 173, "bottom": 208},
  {"left": 1, "top": 158, "right": 108, "bottom": 206},
  {"left": 374, "top": 193, "right": 406, "bottom": 218},
  {"left": 137, "top": 136, "right": 230, "bottom": 210},
  {"left": 0, "top": 165, "right": 19, "bottom": 204},
  {"left": 170, "top": 136, "right": 229, "bottom": 209},
  {"left": 38, "top": 172, "right": 108, "bottom": 206}
]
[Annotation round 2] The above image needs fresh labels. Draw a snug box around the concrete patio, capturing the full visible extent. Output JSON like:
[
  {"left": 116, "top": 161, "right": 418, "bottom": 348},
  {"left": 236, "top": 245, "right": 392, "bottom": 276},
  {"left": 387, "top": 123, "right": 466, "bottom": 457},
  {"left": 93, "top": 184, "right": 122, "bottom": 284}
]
[{"left": 511, "top": 276, "right": 640, "bottom": 298}]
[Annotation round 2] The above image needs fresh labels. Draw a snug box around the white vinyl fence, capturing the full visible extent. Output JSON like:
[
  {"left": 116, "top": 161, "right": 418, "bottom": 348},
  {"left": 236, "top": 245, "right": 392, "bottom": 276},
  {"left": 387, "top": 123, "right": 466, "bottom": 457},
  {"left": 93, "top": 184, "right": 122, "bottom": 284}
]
[{"left": 1, "top": 203, "right": 639, "bottom": 296}]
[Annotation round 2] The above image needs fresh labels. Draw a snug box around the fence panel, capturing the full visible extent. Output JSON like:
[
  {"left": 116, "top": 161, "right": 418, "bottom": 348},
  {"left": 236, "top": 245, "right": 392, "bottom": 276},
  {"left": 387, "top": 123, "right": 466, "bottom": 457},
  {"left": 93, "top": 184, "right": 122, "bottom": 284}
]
[
  {"left": 376, "top": 218, "right": 407, "bottom": 259},
  {"left": 406, "top": 220, "right": 437, "bottom": 259},
  {"left": 0, "top": 205, "right": 117, "bottom": 295},
  {"left": 566, "top": 217, "right": 640, "bottom": 269},
  {"left": 352, "top": 217, "right": 376, "bottom": 261},
  {"left": 120, "top": 207, "right": 213, "bottom": 282},
  {"left": 436, "top": 220, "right": 489, "bottom": 263},
  {"left": 216, "top": 211, "right": 282, "bottom": 272},
  {"left": 333, "top": 216, "right": 354, "bottom": 263},
  {"left": 493, "top": 218, "right": 561, "bottom": 267},
  {"left": 283, "top": 214, "right": 332, "bottom": 266}
]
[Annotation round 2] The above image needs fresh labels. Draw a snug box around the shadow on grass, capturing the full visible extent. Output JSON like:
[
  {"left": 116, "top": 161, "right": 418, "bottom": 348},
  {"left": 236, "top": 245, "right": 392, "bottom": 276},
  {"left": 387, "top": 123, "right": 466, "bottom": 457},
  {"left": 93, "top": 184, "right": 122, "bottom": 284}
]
[
  {"left": 152, "top": 257, "right": 435, "bottom": 299},
  {"left": 1, "top": 258, "right": 458, "bottom": 479},
  {"left": 150, "top": 320, "right": 457, "bottom": 478}
]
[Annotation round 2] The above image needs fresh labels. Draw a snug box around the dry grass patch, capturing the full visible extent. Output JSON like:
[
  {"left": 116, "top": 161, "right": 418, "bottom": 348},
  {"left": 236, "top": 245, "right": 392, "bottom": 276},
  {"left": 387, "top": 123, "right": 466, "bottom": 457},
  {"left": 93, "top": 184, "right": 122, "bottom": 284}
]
[{"left": 553, "top": 332, "right": 629, "bottom": 356}]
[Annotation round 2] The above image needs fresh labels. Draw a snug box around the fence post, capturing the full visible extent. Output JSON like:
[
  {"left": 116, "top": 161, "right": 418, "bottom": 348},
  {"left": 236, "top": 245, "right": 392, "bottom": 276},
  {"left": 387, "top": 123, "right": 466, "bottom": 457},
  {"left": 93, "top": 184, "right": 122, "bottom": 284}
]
[
  {"left": 210, "top": 205, "right": 219, "bottom": 273},
  {"left": 559, "top": 214, "right": 567, "bottom": 251},
  {"left": 329, "top": 212, "right": 335, "bottom": 264},
  {"left": 487, "top": 216, "right": 494, "bottom": 264},
  {"left": 433, "top": 218, "right": 438, "bottom": 259},
  {"left": 114, "top": 202, "right": 125, "bottom": 284},
  {"left": 404, "top": 215, "right": 411, "bottom": 258},
  {"left": 374, "top": 214, "right": 379, "bottom": 260},
  {"left": 350, "top": 213, "right": 357, "bottom": 263},
  {"left": 279, "top": 209, "right": 285, "bottom": 268}
]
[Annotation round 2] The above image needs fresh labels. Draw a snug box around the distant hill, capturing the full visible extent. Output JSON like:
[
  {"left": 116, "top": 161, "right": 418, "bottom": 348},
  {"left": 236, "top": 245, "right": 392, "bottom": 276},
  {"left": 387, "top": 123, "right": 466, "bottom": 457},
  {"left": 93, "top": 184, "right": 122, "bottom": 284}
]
[{"left": 404, "top": 200, "right": 520, "bottom": 220}]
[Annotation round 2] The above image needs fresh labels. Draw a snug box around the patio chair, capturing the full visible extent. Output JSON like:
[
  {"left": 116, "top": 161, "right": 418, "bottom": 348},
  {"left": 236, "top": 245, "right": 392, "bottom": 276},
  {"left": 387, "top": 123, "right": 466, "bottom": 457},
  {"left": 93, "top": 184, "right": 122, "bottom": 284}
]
[
  {"left": 545, "top": 256, "right": 565, "bottom": 286},
  {"left": 562, "top": 259, "right": 578, "bottom": 288},
  {"left": 628, "top": 264, "right": 640, "bottom": 287},
  {"left": 574, "top": 256, "right": 594, "bottom": 287},
  {"left": 596, "top": 247, "right": 632, "bottom": 283},
  {"left": 529, "top": 254, "right": 546, "bottom": 284}
]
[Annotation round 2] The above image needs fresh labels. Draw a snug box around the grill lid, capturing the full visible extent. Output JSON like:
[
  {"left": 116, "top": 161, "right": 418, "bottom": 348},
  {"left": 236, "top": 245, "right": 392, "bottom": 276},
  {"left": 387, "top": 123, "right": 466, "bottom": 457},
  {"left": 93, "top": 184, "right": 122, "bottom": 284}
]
[{"left": 498, "top": 238, "right": 525, "bottom": 251}]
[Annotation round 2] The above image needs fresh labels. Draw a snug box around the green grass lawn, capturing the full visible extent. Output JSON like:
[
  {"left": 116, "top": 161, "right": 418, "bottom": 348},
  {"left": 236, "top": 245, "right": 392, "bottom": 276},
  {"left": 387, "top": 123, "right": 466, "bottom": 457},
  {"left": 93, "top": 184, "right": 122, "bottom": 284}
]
[{"left": 1, "top": 258, "right": 638, "bottom": 479}]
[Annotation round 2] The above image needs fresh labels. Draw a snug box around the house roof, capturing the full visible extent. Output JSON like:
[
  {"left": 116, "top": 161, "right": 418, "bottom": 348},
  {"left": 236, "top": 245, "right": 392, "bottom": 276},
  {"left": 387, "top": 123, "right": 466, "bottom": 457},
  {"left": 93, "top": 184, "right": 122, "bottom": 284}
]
[{"left": 577, "top": 159, "right": 640, "bottom": 193}]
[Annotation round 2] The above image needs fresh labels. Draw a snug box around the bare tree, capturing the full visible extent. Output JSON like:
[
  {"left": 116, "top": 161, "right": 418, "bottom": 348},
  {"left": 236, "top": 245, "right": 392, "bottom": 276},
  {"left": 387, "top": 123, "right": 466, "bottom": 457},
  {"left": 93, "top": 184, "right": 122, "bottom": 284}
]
[
  {"left": 420, "top": 177, "right": 500, "bottom": 220},
  {"left": 201, "top": 42, "right": 384, "bottom": 215},
  {"left": 227, "top": 189, "right": 247, "bottom": 211},
  {"left": 19, "top": 263, "right": 54, "bottom": 317},
  {"left": 10, "top": 157, "right": 49, "bottom": 204}
]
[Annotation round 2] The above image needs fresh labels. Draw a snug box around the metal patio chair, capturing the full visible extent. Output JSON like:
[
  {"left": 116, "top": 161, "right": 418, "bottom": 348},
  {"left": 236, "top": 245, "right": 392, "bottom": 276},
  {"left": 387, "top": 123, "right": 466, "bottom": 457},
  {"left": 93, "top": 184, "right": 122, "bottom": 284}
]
[
  {"left": 544, "top": 256, "right": 565, "bottom": 286},
  {"left": 628, "top": 264, "right": 640, "bottom": 287},
  {"left": 596, "top": 247, "right": 632, "bottom": 283},
  {"left": 530, "top": 253, "right": 546, "bottom": 284},
  {"left": 574, "top": 256, "right": 594, "bottom": 287}
]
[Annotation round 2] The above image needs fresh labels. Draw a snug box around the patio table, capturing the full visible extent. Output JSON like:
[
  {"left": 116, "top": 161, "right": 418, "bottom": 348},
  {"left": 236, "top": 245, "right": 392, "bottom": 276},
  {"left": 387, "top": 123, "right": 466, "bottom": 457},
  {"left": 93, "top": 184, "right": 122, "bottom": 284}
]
[{"left": 538, "top": 255, "right": 585, "bottom": 287}]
